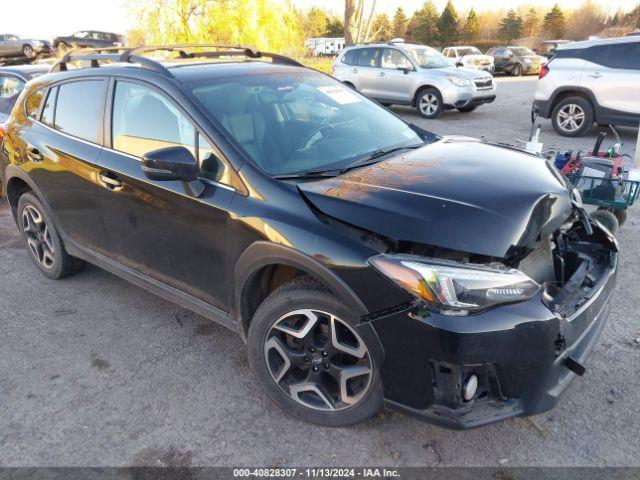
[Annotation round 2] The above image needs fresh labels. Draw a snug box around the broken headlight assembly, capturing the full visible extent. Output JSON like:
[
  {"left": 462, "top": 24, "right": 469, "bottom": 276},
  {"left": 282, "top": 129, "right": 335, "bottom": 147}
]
[{"left": 370, "top": 255, "right": 541, "bottom": 315}]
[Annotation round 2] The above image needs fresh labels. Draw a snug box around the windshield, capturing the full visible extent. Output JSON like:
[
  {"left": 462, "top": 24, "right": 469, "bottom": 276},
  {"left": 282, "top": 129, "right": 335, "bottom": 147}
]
[
  {"left": 511, "top": 47, "right": 535, "bottom": 56},
  {"left": 191, "top": 70, "right": 423, "bottom": 176},
  {"left": 406, "top": 47, "right": 452, "bottom": 69},
  {"left": 457, "top": 47, "right": 482, "bottom": 56}
]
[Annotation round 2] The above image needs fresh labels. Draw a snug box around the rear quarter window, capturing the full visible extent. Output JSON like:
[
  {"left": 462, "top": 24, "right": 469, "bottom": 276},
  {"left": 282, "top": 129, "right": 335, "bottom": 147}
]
[
  {"left": 606, "top": 42, "right": 640, "bottom": 70},
  {"left": 24, "top": 88, "right": 45, "bottom": 119},
  {"left": 341, "top": 49, "right": 358, "bottom": 66}
]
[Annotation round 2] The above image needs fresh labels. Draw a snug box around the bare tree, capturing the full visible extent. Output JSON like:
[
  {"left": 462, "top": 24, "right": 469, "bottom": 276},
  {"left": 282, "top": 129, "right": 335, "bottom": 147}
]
[{"left": 344, "top": 0, "right": 378, "bottom": 46}]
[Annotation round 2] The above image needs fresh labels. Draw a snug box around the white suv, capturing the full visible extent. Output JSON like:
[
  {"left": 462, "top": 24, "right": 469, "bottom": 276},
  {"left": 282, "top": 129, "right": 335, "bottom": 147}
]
[
  {"left": 534, "top": 36, "right": 640, "bottom": 137},
  {"left": 442, "top": 46, "right": 494, "bottom": 72}
]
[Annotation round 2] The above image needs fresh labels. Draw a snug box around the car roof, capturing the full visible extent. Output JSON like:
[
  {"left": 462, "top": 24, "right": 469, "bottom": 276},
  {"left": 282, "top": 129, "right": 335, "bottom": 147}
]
[
  {"left": 559, "top": 35, "right": 639, "bottom": 50},
  {"left": 30, "top": 60, "right": 309, "bottom": 85},
  {"left": 0, "top": 64, "right": 51, "bottom": 79}
]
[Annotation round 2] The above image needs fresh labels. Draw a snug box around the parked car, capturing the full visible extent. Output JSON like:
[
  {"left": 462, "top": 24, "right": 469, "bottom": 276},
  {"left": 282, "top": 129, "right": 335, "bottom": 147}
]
[
  {"left": 1, "top": 45, "right": 618, "bottom": 429},
  {"left": 0, "top": 65, "right": 50, "bottom": 122},
  {"left": 0, "top": 34, "right": 54, "bottom": 60},
  {"left": 442, "top": 46, "right": 494, "bottom": 72},
  {"left": 534, "top": 36, "right": 640, "bottom": 137},
  {"left": 487, "top": 46, "right": 546, "bottom": 76},
  {"left": 53, "top": 31, "right": 124, "bottom": 51},
  {"left": 332, "top": 42, "right": 496, "bottom": 118},
  {"left": 537, "top": 40, "right": 572, "bottom": 59}
]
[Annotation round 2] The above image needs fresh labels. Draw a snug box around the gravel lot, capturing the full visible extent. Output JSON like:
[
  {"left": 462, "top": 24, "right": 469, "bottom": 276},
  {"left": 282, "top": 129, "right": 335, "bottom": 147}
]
[{"left": 1, "top": 76, "right": 639, "bottom": 468}]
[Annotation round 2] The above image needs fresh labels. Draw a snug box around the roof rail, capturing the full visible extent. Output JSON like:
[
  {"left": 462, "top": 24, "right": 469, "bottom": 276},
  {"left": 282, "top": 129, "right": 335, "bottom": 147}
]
[{"left": 48, "top": 44, "right": 305, "bottom": 77}]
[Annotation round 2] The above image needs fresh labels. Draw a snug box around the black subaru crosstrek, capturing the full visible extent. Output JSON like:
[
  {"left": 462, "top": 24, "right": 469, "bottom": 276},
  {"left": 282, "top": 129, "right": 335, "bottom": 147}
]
[{"left": 0, "top": 45, "right": 618, "bottom": 429}]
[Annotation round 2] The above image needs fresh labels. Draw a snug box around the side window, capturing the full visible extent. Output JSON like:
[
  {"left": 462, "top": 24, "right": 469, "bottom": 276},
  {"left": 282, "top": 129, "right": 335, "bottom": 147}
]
[
  {"left": 381, "top": 49, "right": 412, "bottom": 69},
  {"left": 112, "top": 81, "right": 196, "bottom": 159},
  {"left": 41, "top": 86, "right": 57, "bottom": 126},
  {"left": 25, "top": 88, "right": 45, "bottom": 119},
  {"left": 494, "top": 48, "right": 505, "bottom": 57},
  {"left": 341, "top": 49, "right": 357, "bottom": 66},
  {"left": 198, "top": 133, "right": 229, "bottom": 183},
  {"left": 357, "top": 48, "right": 381, "bottom": 68},
  {"left": 54, "top": 80, "right": 106, "bottom": 143},
  {"left": 580, "top": 45, "right": 609, "bottom": 65},
  {"left": 606, "top": 42, "right": 640, "bottom": 70}
]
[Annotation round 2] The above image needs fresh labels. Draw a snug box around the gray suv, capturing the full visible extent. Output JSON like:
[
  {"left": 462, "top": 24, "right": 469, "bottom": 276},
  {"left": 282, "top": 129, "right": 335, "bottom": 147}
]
[
  {"left": 534, "top": 36, "right": 640, "bottom": 136},
  {"left": 332, "top": 42, "right": 496, "bottom": 118}
]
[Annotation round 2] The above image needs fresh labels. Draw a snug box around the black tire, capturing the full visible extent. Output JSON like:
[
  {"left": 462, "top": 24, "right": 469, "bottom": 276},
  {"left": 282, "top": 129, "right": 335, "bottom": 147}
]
[
  {"left": 457, "top": 106, "right": 477, "bottom": 113},
  {"left": 551, "top": 96, "right": 594, "bottom": 137},
  {"left": 590, "top": 209, "right": 618, "bottom": 235},
  {"left": 598, "top": 206, "right": 627, "bottom": 226},
  {"left": 416, "top": 88, "right": 443, "bottom": 119},
  {"left": 512, "top": 63, "right": 523, "bottom": 76},
  {"left": 17, "top": 192, "right": 85, "bottom": 279},
  {"left": 247, "top": 276, "right": 383, "bottom": 427},
  {"left": 22, "top": 44, "right": 35, "bottom": 58}
]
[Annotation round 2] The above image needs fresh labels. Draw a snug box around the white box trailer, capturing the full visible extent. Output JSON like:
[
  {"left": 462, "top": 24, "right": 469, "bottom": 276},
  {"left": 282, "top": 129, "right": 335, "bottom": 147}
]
[{"left": 305, "top": 37, "right": 345, "bottom": 56}]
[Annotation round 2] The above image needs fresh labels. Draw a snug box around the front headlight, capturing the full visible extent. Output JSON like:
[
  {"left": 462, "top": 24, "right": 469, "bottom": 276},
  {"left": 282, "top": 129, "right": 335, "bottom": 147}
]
[
  {"left": 446, "top": 76, "right": 472, "bottom": 87},
  {"left": 370, "top": 255, "right": 540, "bottom": 315}
]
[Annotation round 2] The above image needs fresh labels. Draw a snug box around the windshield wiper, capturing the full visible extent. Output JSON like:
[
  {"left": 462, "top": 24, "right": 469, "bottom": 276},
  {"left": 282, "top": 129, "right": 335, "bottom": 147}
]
[
  {"left": 273, "top": 169, "right": 343, "bottom": 180},
  {"left": 340, "top": 144, "right": 423, "bottom": 173}
]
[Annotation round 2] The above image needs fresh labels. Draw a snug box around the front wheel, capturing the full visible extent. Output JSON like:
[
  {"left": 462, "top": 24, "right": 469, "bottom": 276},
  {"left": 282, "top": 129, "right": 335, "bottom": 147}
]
[
  {"left": 247, "top": 277, "right": 383, "bottom": 427},
  {"left": 22, "top": 45, "right": 35, "bottom": 58},
  {"left": 416, "top": 88, "right": 443, "bottom": 119},
  {"left": 512, "top": 63, "right": 523, "bottom": 76}
]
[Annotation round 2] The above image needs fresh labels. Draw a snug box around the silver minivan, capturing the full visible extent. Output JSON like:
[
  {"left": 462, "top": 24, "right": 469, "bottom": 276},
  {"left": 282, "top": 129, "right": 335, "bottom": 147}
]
[{"left": 331, "top": 41, "right": 496, "bottom": 119}]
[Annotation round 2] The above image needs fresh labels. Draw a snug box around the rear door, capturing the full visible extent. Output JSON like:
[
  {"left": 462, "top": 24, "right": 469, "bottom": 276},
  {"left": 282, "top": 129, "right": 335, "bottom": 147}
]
[
  {"left": 19, "top": 79, "right": 110, "bottom": 254},
  {"left": 589, "top": 41, "right": 640, "bottom": 118},
  {"left": 493, "top": 48, "right": 508, "bottom": 71},
  {"left": 353, "top": 48, "right": 382, "bottom": 98},
  {"left": 97, "top": 79, "right": 235, "bottom": 310}
]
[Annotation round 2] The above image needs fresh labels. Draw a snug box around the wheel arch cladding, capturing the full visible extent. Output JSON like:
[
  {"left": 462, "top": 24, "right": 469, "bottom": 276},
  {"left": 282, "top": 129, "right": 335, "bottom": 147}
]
[
  {"left": 413, "top": 85, "right": 439, "bottom": 107},
  {"left": 234, "top": 242, "right": 368, "bottom": 337},
  {"left": 551, "top": 88, "right": 595, "bottom": 114}
]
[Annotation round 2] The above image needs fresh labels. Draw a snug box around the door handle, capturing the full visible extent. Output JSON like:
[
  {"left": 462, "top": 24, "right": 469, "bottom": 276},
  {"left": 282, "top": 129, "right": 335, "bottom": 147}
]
[
  {"left": 379, "top": 71, "right": 385, "bottom": 77},
  {"left": 26, "top": 147, "right": 43, "bottom": 162},
  {"left": 588, "top": 72, "right": 603, "bottom": 78},
  {"left": 352, "top": 68, "right": 358, "bottom": 73},
  {"left": 99, "top": 171, "right": 123, "bottom": 190}
]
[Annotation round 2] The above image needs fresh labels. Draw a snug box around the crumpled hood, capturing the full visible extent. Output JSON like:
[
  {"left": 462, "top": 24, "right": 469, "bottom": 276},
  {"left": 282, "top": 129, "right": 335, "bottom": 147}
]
[{"left": 298, "top": 138, "right": 572, "bottom": 259}]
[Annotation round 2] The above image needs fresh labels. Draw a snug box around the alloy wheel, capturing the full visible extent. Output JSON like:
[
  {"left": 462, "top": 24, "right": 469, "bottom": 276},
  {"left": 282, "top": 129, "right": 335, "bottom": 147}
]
[
  {"left": 21, "top": 204, "right": 55, "bottom": 269},
  {"left": 419, "top": 94, "right": 439, "bottom": 116},
  {"left": 23, "top": 45, "right": 34, "bottom": 58},
  {"left": 557, "top": 104, "right": 585, "bottom": 133},
  {"left": 264, "top": 309, "right": 373, "bottom": 412}
]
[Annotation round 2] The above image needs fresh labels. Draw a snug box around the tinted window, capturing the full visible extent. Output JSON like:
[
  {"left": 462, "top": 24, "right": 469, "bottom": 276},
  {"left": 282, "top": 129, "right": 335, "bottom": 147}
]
[
  {"left": 356, "top": 48, "right": 381, "bottom": 67},
  {"left": 54, "top": 80, "right": 106, "bottom": 142},
  {"left": 381, "top": 49, "right": 412, "bottom": 69},
  {"left": 606, "top": 42, "right": 640, "bottom": 70},
  {"left": 41, "top": 87, "right": 57, "bottom": 126},
  {"left": 579, "top": 45, "right": 609, "bottom": 65},
  {"left": 341, "top": 49, "right": 358, "bottom": 66},
  {"left": 493, "top": 48, "right": 505, "bottom": 56},
  {"left": 198, "top": 133, "right": 229, "bottom": 183},
  {"left": 25, "top": 88, "right": 45, "bottom": 119},
  {"left": 112, "top": 81, "right": 196, "bottom": 158},
  {"left": 0, "top": 75, "right": 25, "bottom": 114}
]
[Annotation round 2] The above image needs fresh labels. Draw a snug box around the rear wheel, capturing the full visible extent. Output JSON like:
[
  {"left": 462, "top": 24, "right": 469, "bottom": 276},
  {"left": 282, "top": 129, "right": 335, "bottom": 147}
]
[
  {"left": 247, "top": 277, "right": 382, "bottom": 427},
  {"left": 416, "top": 88, "right": 443, "bottom": 119},
  {"left": 598, "top": 206, "right": 627, "bottom": 226},
  {"left": 17, "top": 192, "right": 84, "bottom": 279},
  {"left": 552, "top": 96, "right": 594, "bottom": 137}
]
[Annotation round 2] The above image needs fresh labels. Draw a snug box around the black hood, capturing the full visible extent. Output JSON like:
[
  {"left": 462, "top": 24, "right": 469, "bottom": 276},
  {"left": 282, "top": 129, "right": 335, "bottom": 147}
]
[{"left": 298, "top": 138, "right": 572, "bottom": 259}]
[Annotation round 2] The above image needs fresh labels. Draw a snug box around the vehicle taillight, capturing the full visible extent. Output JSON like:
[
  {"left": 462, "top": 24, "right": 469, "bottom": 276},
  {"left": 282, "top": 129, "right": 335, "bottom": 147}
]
[{"left": 539, "top": 64, "right": 550, "bottom": 79}]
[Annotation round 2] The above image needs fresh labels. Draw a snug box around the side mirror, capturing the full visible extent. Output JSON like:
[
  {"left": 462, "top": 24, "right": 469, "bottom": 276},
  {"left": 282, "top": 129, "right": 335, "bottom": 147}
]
[
  {"left": 141, "top": 146, "right": 198, "bottom": 182},
  {"left": 456, "top": 61, "right": 463, "bottom": 67},
  {"left": 397, "top": 66, "right": 413, "bottom": 74}
]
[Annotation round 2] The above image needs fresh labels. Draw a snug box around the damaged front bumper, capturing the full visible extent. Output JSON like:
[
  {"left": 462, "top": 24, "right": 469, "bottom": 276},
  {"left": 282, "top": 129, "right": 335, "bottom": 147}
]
[{"left": 367, "top": 222, "right": 618, "bottom": 429}]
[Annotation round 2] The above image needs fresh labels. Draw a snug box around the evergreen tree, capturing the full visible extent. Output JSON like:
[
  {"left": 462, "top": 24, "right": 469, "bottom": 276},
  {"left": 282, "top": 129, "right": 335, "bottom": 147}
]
[
  {"left": 392, "top": 7, "right": 409, "bottom": 39},
  {"left": 499, "top": 10, "right": 523, "bottom": 42},
  {"left": 327, "top": 16, "right": 345, "bottom": 37},
  {"left": 371, "top": 13, "right": 393, "bottom": 42},
  {"left": 462, "top": 8, "right": 480, "bottom": 43},
  {"left": 437, "top": 0, "right": 460, "bottom": 45},
  {"left": 523, "top": 7, "right": 541, "bottom": 37},
  {"left": 304, "top": 7, "right": 330, "bottom": 38},
  {"left": 407, "top": 1, "right": 440, "bottom": 44},
  {"left": 543, "top": 4, "right": 566, "bottom": 39}
]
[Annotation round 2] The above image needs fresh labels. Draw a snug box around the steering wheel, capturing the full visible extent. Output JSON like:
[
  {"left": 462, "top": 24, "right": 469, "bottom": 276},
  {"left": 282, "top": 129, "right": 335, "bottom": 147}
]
[{"left": 299, "top": 123, "right": 337, "bottom": 150}]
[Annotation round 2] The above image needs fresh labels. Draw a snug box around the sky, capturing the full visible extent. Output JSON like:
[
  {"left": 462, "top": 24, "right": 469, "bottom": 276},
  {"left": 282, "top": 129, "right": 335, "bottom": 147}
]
[{"left": 1, "top": 0, "right": 637, "bottom": 40}]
